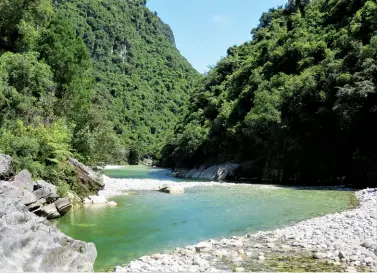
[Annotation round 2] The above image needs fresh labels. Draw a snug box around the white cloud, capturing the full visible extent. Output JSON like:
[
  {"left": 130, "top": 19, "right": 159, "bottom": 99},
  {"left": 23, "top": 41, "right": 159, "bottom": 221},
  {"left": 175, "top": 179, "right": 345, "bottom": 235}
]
[{"left": 211, "top": 14, "right": 231, "bottom": 25}]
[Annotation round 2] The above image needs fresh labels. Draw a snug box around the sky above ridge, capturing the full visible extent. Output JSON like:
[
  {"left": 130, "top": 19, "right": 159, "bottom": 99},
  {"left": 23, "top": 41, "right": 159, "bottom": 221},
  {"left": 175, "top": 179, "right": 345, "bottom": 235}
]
[{"left": 147, "top": 0, "right": 287, "bottom": 74}]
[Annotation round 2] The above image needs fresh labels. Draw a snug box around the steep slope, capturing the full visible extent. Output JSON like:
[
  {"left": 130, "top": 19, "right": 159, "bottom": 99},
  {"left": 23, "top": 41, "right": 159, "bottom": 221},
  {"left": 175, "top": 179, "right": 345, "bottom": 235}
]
[
  {"left": 0, "top": 0, "right": 199, "bottom": 194},
  {"left": 55, "top": 0, "right": 201, "bottom": 160},
  {"left": 161, "top": 0, "right": 377, "bottom": 187}
]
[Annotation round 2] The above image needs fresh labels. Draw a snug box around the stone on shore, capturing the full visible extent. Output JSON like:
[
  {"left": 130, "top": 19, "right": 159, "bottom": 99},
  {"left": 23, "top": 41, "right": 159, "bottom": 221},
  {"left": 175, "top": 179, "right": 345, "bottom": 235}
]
[
  {"left": 40, "top": 203, "right": 60, "bottom": 219},
  {"left": 68, "top": 157, "right": 104, "bottom": 192},
  {"left": 159, "top": 185, "right": 184, "bottom": 194},
  {"left": 54, "top": 197, "right": 72, "bottom": 215},
  {"left": 195, "top": 242, "right": 213, "bottom": 252},
  {"left": 361, "top": 239, "right": 376, "bottom": 249}
]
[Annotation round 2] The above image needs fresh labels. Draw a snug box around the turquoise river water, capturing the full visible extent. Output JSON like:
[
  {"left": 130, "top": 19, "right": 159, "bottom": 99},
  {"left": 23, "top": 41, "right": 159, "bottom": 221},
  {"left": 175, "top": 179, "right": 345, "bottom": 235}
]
[{"left": 54, "top": 166, "right": 355, "bottom": 271}]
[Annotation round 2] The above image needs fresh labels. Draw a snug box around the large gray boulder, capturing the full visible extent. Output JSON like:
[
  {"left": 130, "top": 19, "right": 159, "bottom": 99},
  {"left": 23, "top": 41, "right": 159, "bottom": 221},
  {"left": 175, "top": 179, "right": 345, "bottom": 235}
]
[
  {"left": 68, "top": 158, "right": 104, "bottom": 192},
  {"left": 54, "top": 198, "right": 71, "bottom": 215},
  {"left": 10, "top": 170, "right": 36, "bottom": 192},
  {"left": 40, "top": 203, "right": 60, "bottom": 219},
  {"left": 217, "top": 163, "right": 240, "bottom": 180},
  {"left": 0, "top": 184, "right": 97, "bottom": 271},
  {"left": 0, "top": 154, "right": 13, "bottom": 180},
  {"left": 33, "top": 187, "right": 59, "bottom": 203}
]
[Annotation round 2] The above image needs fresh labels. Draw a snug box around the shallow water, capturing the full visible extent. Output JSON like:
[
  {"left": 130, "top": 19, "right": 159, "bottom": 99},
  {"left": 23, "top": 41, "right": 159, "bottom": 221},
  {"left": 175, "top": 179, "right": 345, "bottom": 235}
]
[{"left": 55, "top": 166, "right": 355, "bottom": 271}]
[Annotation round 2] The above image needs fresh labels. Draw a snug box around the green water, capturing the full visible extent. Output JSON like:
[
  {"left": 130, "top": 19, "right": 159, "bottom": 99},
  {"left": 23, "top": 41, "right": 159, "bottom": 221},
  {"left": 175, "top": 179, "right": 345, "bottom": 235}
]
[{"left": 55, "top": 166, "right": 355, "bottom": 271}]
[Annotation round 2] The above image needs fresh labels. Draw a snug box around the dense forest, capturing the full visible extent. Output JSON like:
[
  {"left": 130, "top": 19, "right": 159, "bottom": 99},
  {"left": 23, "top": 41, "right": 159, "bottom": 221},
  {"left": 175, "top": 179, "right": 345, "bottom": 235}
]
[
  {"left": 161, "top": 0, "right": 377, "bottom": 187},
  {"left": 0, "top": 0, "right": 199, "bottom": 193}
]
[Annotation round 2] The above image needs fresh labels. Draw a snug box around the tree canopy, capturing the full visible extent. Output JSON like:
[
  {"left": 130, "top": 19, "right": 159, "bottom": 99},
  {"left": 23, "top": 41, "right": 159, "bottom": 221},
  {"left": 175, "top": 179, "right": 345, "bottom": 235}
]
[
  {"left": 0, "top": 0, "right": 199, "bottom": 194},
  {"left": 161, "top": 0, "right": 377, "bottom": 187}
]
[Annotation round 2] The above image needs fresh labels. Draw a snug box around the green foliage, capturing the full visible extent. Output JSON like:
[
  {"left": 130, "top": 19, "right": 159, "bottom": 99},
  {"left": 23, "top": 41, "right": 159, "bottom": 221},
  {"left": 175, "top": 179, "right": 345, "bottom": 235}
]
[
  {"left": 0, "top": 0, "right": 199, "bottom": 195},
  {"left": 162, "top": 0, "right": 377, "bottom": 187},
  {"left": 54, "top": 0, "right": 200, "bottom": 160},
  {"left": 0, "top": 118, "right": 73, "bottom": 180}
]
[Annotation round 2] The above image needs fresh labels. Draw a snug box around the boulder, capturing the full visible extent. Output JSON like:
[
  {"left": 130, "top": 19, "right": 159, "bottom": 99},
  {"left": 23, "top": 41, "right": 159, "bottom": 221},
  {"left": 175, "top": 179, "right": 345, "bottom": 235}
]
[
  {"left": 361, "top": 239, "right": 376, "bottom": 249},
  {"left": 195, "top": 242, "right": 213, "bottom": 252},
  {"left": 33, "top": 187, "right": 59, "bottom": 203},
  {"left": 83, "top": 195, "right": 108, "bottom": 204},
  {"left": 54, "top": 198, "right": 71, "bottom": 215},
  {"left": 68, "top": 157, "right": 104, "bottom": 191},
  {"left": 35, "top": 180, "right": 58, "bottom": 195},
  {"left": 217, "top": 163, "right": 240, "bottom": 180},
  {"left": 40, "top": 203, "right": 60, "bottom": 219},
  {"left": 199, "top": 165, "right": 219, "bottom": 180},
  {"left": 11, "top": 169, "right": 35, "bottom": 192},
  {"left": 0, "top": 154, "right": 13, "bottom": 180},
  {"left": 143, "top": 158, "right": 153, "bottom": 166},
  {"left": 0, "top": 184, "right": 97, "bottom": 271},
  {"left": 159, "top": 186, "right": 184, "bottom": 194}
]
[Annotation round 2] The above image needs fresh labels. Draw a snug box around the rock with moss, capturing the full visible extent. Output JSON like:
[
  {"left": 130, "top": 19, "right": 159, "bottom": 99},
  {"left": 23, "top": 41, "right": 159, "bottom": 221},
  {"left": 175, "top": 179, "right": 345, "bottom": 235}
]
[{"left": 68, "top": 157, "right": 104, "bottom": 195}]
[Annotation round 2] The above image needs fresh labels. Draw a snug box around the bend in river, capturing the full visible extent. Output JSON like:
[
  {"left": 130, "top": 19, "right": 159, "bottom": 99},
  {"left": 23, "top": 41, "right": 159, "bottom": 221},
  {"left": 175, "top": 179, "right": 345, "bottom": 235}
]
[{"left": 53, "top": 166, "right": 356, "bottom": 271}]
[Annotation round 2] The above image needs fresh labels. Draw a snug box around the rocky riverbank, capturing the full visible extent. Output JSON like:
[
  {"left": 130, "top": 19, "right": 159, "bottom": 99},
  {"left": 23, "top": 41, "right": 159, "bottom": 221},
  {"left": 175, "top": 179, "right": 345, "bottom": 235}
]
[
  {"left": 111, "top": 185, "right": 376, "bottom": 272},
  {"left": 0, "top": 154, "right": 104, "bottom": 271}
]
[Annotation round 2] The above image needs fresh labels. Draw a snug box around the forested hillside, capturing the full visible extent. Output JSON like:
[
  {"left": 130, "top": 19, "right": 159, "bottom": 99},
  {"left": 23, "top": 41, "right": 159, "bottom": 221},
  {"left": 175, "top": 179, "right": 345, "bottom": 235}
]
[
  {"left": 0, "top": 0, "right": 199, "bottom": 192},
  {"left": 161, "top": 0, "right": 377, "bottom": 187}
]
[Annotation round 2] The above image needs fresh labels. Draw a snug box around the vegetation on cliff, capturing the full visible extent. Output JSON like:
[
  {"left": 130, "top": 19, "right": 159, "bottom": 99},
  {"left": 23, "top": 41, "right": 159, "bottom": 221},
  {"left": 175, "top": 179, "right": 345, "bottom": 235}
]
[
  {"left": 0, "top": 0, "right": 199, "bottom": 192},
  {"left": 161, "top": 0, "right": 377, "bottom": 187}
]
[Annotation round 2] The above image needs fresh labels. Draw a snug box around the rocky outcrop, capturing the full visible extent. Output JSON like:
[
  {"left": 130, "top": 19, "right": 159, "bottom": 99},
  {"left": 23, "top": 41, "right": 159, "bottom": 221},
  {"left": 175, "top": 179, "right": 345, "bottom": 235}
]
[
  {"left": 172, "top": 163, "right": 240, "bottom": 181},
  {"left": 0, "top": 154, "right": 13, "bottom": 180},
  {"left": 0, "top": 183, "right": 96, "bottom": 271},
  {"left": 68, "top": 157, "right": 104, "bottom": 192},
  {"left": 7, "top": 169, "right": 68, "bottom": 219}
]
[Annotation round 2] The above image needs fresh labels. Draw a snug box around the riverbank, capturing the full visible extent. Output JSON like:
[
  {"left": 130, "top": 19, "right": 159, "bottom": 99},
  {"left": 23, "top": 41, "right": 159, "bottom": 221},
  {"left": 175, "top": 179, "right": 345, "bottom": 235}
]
[
  {"left": 104, "top": 176, "right": 376, "bottom": 272},
  {"left": 98, "top": 175, "right": 278, "bottom": 198}
]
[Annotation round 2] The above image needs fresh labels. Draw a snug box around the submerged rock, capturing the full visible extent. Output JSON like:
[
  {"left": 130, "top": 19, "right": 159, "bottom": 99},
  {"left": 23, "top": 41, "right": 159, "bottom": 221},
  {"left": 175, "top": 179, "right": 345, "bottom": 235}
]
[{"left": 0, "top": 183, "right": 97, "bottom": 271}]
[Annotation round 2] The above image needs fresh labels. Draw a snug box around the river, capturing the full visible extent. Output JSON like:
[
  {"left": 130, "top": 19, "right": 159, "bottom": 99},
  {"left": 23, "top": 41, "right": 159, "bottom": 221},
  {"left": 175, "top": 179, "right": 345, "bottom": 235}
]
[{"left": 54, "top": 165, "right": 355, "bottom": 271}]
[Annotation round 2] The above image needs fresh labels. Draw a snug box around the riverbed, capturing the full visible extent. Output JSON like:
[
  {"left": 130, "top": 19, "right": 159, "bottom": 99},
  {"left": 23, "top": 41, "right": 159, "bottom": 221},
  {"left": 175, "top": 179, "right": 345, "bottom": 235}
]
[{"left": 54, "top": 166, "right": 356, "bottom": 271}]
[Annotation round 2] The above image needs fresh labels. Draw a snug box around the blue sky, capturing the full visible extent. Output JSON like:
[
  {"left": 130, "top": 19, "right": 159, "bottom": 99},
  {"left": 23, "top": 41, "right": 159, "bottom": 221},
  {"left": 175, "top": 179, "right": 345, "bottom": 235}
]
[{"left": 147, "top": 0, "right": 287, "bottom": 73}]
